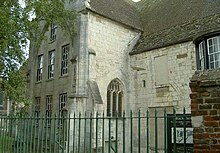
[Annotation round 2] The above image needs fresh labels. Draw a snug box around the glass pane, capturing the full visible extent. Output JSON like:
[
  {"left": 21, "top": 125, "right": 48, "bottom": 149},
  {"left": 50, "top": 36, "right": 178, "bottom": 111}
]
[
  {"left": 209, "top": 46, "right": 213, "bottom": 54},
  {"left": 215, "top": 54, "right": 219, "bottom": 60},
  {"left": 208, "top": 39, "right": 213, "bottom": 46},
  {"left": 210, "top": 55, "right": 214, "bottom": 62},
  {"left": 215, "top": 61, "right": 219, "bottom": 68},
  {"left": 118, "top": 92, "right": 122, "bottom": 117},
  {"left": 112, "top": 92, "right": 117, "bottom": 116},
  {"left": 210, "top": 62, "right": 214, "bottom": 69},
  {"left": 107, "top": 91, "right": 111, "bottom": 116}
]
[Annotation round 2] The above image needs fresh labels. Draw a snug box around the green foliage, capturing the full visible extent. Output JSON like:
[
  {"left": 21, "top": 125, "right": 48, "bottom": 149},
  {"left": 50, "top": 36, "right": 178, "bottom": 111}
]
[{"left": 0, "top": 0, "right": 77, "bottom": 110}]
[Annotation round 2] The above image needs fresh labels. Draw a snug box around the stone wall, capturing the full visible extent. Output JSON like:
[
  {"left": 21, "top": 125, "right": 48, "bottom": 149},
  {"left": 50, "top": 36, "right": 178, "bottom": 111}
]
[
  {"left": 87, "top": 11, "right": 140, "bottom": 112},
  {"left": 190, "top": 69, "right": 220, "bottom": 153},
  {"left": 130, "top": 41, "right": 196, "bottom": 113}
]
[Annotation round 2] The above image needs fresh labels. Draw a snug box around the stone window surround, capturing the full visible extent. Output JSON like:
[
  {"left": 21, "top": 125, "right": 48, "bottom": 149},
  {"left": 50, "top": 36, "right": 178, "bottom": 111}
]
[{"left": 107, "top": 79, "right": 124, "bottom": 117}]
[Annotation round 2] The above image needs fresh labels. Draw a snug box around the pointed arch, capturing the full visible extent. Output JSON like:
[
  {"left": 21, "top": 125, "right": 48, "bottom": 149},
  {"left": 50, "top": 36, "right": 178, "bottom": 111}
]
[{"left": 107, "top": 79, "right": 124, "bottom": 117}]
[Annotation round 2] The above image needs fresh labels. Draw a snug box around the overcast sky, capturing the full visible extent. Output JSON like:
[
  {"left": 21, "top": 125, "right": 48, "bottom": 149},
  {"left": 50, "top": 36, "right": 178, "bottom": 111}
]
[{"left": 132, "top": 0, "right": 141, "bottom": 2}]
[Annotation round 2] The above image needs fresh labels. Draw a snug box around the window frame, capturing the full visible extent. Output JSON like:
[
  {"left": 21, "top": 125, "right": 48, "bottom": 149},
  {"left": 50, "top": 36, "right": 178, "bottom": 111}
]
[
  {"left": 59, "top": 93, "right": 67, "bottom": 111},
  {"left": 34, "top": 97, "right": 41, "bottom": 125},
  {"left": 61, "top": 45, "right": 69, "bottom": 76},
  {"left": 46, "top": 95, "right": 53, "bottom": 126},
  {"left": 37, "top": 54, "right": 43, "bottom": 82},
  {"left": 59, "top": 93, "right": 67, "bottom": 127},
  {"left": 107, "top": 79, "right": 124, "bottom": 117},
  {"left": 48, "top": 50, "right": 55, "bottom": 79},
  {"left": 196, "top": 34, "right": 220, "bottom": 70},
  {"left": 50, "top": 24, "right": 57, "bottom": 41}
]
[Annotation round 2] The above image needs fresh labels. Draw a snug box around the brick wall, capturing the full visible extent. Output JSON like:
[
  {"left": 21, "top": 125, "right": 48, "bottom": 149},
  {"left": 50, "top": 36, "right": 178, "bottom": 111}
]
[{"left": 190, "top": 69, "right": 220, "bottom": 153}]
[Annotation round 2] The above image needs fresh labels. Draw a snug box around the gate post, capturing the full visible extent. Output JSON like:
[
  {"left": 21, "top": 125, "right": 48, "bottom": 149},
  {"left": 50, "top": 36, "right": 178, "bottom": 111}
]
[{"left": 190, "top": 69, "right": 220, "bottom": 152}]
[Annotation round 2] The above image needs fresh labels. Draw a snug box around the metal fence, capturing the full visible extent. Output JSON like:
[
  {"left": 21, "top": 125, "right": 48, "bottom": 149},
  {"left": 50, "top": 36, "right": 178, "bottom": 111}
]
[{"left": 0, "top": 108, "right": 193, "bottom": 153}]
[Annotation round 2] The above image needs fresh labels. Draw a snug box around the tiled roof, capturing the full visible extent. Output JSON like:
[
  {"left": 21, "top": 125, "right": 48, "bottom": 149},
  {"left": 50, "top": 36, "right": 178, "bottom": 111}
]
[
  {"left": 131, "top": 14, "right": 220, "bottom": 54},
  {"left": 131, "top": 0, "right": 220, "bottom": 54},
  {"left": 89, "top": 0, "right": 143, "bottom": 30}
]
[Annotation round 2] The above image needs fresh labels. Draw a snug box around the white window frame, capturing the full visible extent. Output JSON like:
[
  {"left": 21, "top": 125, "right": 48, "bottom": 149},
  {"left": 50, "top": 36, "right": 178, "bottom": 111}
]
[
  {"left": 207, "top": 36, "right": 220, "bottom": 69},
  {"left": 48, "top": 50, "right": 55, "bottom": 79},
  {"left": 46, "top": 95, "right": 53, "bottom": 126},
  {"left": 59, "top": 93, "right": 67, "bottom": 111},
  {"left": 61, "top": 45, "right": 69, "bottom": 76},
  {"left": 37, "top": 55, "right": 43, "bottom": 81},
  {"left": 197, "top": 35, "right": 220, "bottom": 70},
  {"left": 50, "top": 24, "right": 57, "bottom": 41}
]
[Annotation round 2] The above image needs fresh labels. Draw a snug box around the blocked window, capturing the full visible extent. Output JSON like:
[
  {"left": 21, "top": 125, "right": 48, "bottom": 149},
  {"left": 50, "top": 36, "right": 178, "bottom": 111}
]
[
  {"left": 197, "top": 35, "right": 220, "bottom": 70},
  {"left": 48, "top": 50, "right": 55, "bottom": 79},
  {"left": 46, "top": 95, "right": 53, "bottom": 126},
  {"left": 37, "top": 55, "right": 43, "bottom": 81},
  {"left": 50, "top": 24, "right": 57, "bottom": 41},
  {"left": 154, "top": 55, "right": 168, "bottom": 86},
  {"left": 61, "top": 45, "right": 69, "bottom": 76},
  {"left": 107, "top": 79, "right": 124, "bottom": 117}
]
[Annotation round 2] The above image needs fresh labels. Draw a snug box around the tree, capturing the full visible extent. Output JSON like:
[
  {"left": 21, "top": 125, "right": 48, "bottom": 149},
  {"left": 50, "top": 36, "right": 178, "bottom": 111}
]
[{"left": 0, "top": 0, "right": 77, "bottom": 112}]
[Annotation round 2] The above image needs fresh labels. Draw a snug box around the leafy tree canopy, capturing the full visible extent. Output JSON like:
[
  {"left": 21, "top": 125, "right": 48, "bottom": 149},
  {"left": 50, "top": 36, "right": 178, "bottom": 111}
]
[{"left": 0, "top": 0, "right": 77, "bottom": 108}]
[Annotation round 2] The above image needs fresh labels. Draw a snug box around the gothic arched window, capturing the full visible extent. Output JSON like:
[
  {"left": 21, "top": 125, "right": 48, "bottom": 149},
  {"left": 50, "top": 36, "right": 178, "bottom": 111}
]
[{"left": 107, "top": 79, "right": 124, "bottom": 117}]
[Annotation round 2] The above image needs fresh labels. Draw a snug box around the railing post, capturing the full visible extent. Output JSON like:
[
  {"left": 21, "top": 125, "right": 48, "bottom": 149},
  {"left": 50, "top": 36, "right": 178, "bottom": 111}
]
[
  {"left": 115, "top": 112, "right": 118, "bottom": 153},
  {"left": 183, "top": 108, "right": 186, "bottom": 153},
  {"left": 78, "top": 112, "right": 81, "bottom": 153},
  {"left": 45, "top": 114, "right": 48, "bottom": 153},
  {"left": 102, "top": 112, "right": 105, "bottom": 153},
  {"left": 67, "top": 113, "right": 71, "bottom": 153},
  {"left": 89, "top": 112, "right": 93, "bottom": 153},
  {"left": 96, "top": 112, "right": 99, "bottom": 153},
  {"left": 37, "top": 115, "right": 41, "bottom": 153},
  {"left": 146, "top": 110, "right": 149, "bottom": 153},
  {"left": 138, "top": 110, "right": 141, "bottom": 153},
  {"left": 123, "top": 111, "right": 125, "bottom": 153},
  {"left": 49, "top": 114, "right": 53, "bottom": 153},
  {"left": 108, "top": 113, "right": 111, "bottom": 153},
  {"left": 72, "top": 113, "right": 76, "bottom": 153},
  {"left": 53, "top": 114, "right": 57, "bottom": 153},
  {"left": 41, "top": 115, "right": 45, "bottom": 153},
  {"left": 29, "top": 115, "right": 33, "bottom": 153},
  {"left": 173, "top": 108, "right": 177, "bottom": 152},
  {"left": 164, "top": 108, "right": 167, "bottom": 153},
  {"left": 155, "top": 109, "right": 158, "bottom": 152},
  {"left": 83, "top": 112, "right": 87, "bottom": 153},
  {"left": 130, "top": 110, "right": 133, "bottom": 153}
]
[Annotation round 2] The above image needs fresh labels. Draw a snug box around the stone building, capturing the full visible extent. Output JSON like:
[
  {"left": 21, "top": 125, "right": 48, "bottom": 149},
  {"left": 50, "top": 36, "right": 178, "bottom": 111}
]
[{"left": 28, "top": 0, "right": 220, "bottom": 152}]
